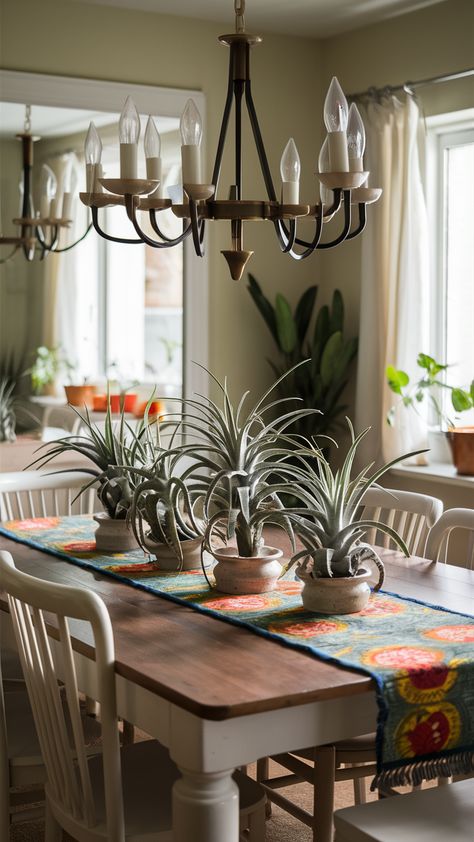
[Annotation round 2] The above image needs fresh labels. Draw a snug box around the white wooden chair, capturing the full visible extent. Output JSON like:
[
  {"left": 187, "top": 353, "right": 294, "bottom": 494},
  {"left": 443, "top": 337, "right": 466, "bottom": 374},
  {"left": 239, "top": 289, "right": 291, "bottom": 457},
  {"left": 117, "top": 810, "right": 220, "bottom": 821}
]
[
  {"left": 360, "top": 487, "right": 444, "bottom": 556},
  {"left": 257, "top": 488, "right": 444, "bottom": 842},
  {"left": 0, "top": 550, "right": 266, "bottom": 842},
  {"left": 425, "top": 507, "right": 474, "bottom": 568},
  {"left": 0, "top": 470, "right": 96, "bottom": 522},
  {"left": 334, "top": 778, "right": 474, "bottom": 841}
]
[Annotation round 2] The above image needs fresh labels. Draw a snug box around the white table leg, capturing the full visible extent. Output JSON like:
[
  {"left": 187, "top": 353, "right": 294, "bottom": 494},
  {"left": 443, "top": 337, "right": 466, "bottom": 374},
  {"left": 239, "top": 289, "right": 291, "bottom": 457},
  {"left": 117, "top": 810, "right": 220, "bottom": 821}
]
[{"left": 172, "top": 767, "right": 239, "bottom": 842}]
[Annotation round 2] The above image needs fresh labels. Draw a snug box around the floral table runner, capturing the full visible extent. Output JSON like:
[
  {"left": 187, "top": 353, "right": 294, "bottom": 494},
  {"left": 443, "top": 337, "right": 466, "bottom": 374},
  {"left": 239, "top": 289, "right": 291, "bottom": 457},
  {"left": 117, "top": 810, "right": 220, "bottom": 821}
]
[{"left": 1, "top": 514, "right": 474, "bottom": 788}]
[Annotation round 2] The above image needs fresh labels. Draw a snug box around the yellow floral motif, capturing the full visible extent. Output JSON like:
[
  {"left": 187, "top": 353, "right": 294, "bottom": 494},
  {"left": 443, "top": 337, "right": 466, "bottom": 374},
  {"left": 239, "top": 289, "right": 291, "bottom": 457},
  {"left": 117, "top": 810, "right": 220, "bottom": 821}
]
[
  {"left": 395, "top": 702, "right": 460, "bottom": 759},
  {"left": 397, "top": 664, "right": 457, "bottom": 704}
]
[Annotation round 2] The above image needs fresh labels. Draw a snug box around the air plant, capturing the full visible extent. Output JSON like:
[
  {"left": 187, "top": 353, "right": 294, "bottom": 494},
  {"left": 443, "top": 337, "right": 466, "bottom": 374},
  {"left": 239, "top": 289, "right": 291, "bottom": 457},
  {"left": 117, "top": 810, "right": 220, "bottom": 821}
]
[
  {"left": 29, "top": 399, "right": 156, "bottom": 519},
  {"left": 286, "top": 420, "right": 426, "bottom": 589},
  {"left": 0, "top": 377, "right": 17, "bottom": 443},
  {"left": 172, "top": 362, "right": 319, "bottom": 559}
]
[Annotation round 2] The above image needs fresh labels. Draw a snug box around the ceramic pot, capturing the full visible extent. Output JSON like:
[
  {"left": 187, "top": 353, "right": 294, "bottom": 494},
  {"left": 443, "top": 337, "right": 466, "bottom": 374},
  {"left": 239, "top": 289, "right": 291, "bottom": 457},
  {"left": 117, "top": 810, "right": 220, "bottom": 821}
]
[
  {"left": 93, "top": 512, "right": 139, "bottom": 553},
  {"left": 64, "top": 384, "right": 96, "bottom": 408},
  {"left": 447, "top": 427, "right": 474, "bottom": 476},
  {"left": 212, "top": 546, "right": 283, "bottom": 595},
  {"left": 300, "top": 567, "right": 373, "bottom": 615},
  {"left": 144, "top": 536, "right": 208, "bottom": 571}
]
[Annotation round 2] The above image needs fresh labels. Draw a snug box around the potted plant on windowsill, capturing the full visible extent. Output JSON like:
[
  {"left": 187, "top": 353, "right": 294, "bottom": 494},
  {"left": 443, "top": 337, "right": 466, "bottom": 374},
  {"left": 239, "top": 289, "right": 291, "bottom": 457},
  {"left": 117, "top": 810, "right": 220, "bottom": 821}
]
[
  {"left": 387, "top": 353, "right": 474, "bottom": 475},
  {"left": 27, "top": 345, "right": 74, "bottom": 397},
  {"left": 30, "top": 400, "right": 155, "bottom": 552},
  {"left": 178, "top": 363, "right": 318, "bottom": 595},
  {"left": 286, "top": 420, "right": 423, "bottom": 615}
]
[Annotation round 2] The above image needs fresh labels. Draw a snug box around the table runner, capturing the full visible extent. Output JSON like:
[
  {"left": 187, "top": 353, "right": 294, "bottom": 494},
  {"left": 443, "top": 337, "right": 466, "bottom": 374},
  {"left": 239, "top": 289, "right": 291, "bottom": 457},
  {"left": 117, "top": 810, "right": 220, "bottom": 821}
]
[{"left": 1, "top": 514, "right": 474, "bottom": 788}]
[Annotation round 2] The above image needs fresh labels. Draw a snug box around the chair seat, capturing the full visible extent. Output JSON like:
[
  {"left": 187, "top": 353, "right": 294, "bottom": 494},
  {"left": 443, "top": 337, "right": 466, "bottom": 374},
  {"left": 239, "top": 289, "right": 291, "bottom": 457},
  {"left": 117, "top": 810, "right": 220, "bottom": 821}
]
[
  {"left": 63, "top": 740, "right": 264, "bottom": 840},
  {"left": 334, "top": 778, "right": 474, "bottom": 841}
]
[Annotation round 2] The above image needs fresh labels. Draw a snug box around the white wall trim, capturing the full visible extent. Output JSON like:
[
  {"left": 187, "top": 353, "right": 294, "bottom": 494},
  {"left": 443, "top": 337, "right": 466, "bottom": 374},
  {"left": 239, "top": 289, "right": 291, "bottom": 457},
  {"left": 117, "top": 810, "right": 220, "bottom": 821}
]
[{"left": 0, "top": 69, "right": 209, "bottom": 402}]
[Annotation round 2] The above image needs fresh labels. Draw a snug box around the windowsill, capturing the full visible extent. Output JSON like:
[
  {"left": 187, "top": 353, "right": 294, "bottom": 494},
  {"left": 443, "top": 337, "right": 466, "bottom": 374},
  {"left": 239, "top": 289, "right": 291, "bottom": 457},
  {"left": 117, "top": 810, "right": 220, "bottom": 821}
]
[{"left": 390, "top": 461, "right": 474, "bottom": 489}]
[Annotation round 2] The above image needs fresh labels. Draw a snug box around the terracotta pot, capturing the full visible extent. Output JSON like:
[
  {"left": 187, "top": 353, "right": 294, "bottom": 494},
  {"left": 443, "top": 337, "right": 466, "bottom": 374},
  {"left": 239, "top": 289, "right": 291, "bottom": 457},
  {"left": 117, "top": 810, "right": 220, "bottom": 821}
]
[
  {"left": 144, "top": 536, "right": 208, "bottom": 571},
  {"left": 447, "top": 427, "right": 474, "bottom": 476},
  {"left": 64, "top": 384, "right": 96, "bottom": 408},
  {"left": 212, "top": 546, "right": 283, "bottom": 594},
  {"left": 109, "top": 393, "right": 137, "bottom": 413},
  {"left": 300, "top": 567, "right": 373, "bottom": 615},
  {"left": 93, "top": 512, "right": 139, "bottom": 553}
]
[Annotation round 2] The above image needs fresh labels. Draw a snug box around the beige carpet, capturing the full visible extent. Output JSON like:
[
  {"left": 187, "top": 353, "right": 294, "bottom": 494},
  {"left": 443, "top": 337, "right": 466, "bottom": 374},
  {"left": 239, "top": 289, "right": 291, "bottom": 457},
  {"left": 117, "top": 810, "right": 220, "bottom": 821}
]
[{"left": 10, "top": 757, "right": 377, "bottom": 842}]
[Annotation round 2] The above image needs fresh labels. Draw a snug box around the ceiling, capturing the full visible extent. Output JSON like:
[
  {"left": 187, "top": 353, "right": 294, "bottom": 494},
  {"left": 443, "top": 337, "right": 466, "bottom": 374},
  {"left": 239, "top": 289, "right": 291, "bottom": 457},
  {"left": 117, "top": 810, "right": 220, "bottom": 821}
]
[{"left": 66, "top": 0, "right": 446, "bottom": 38}]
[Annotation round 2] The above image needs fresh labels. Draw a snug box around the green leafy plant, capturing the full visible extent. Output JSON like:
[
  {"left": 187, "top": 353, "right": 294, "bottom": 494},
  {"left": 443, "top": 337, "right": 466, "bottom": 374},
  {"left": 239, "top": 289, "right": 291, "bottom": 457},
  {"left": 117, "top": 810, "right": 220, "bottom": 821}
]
[
  {"left": 387, "top": 353, "right": 474, "bottom": 428},
  {"left": 30, "top": 399, "right": 156, "bottom": 519},
  {"left": 0, "top": 377, "right": 17, "bottom": 443},
  {"left": 247, "top": 274, "right": 358, "bottom": 437},
  {"left": 286, "top": 420, "right": 424, "bottom": 585},
  {"left": 173, "top": 362, "right": 318, "bottom": 560},
  {"left": 27, "top": 345, "right": 74, "bottom": 394}
]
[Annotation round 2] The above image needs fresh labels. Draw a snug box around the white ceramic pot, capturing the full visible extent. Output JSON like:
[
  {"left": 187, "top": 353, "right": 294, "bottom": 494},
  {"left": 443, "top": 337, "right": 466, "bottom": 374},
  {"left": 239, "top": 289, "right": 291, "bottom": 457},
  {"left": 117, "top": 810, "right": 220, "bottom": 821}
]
[
  {"left": 144, "top": 536, "right": 208, "bottom": 571},
  {"left": 93, "top": 512, "right": 139, "bottom": 553},
  {"left": 212, "top": 546, "right": 283, "bottom": 595},
  {"left": 300, "top": 567, "right": 372, "bottom": 615}
]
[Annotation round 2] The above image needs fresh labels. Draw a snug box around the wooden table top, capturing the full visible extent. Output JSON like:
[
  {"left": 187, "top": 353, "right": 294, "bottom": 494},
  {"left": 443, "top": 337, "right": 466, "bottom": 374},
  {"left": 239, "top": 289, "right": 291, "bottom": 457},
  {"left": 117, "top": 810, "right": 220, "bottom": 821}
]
[{"left": 1, "top": 532, "right": 474, "bottom": 721}]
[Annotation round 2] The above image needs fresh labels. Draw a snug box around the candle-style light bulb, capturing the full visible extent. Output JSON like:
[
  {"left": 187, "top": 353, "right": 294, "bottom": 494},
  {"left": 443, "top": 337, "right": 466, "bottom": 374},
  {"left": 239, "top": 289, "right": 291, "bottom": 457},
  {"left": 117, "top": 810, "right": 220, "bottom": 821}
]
[
  {"left": 280, "top": 138, "right": 301, "bottom": 204},
  {"left": 318, "top": 136, "right": 332, "bottom": 205},
  {"left": 84, "top": 121, "right": 103, "bottom": 193},
  {"left": 180, "top": 98, "right": 203, "bottom": 184},
  {"left": 39, "top": 164, "right": 57, "bottom": 219},
  {"left": 347, "top": 103, "right": 366, "bottom": 172},
  {"left": 119, "top": 96, "right": 140, "bottom": 179},
  {"left": 323, "top": 77, "right": 349, "bottom": 172},
  {"left": 144, "top": 116, "right": 163, "bottom": 197},
  {"left": 61, "top": 161, "right": 78, "bottom": 219}
]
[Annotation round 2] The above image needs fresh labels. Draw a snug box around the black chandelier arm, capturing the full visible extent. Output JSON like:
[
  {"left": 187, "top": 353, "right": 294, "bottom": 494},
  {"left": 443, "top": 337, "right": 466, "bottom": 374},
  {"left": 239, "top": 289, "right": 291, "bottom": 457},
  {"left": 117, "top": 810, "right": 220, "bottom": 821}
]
[
  {"left": 274, "top": 206, "right": 324, "bottom": 260},
  {"left": 245, "top": 65, "right": 277, "bottom": 201},
  {"left": 323, "top": 188, "right": 343, "bottom": 218},
  {"left": 211, "top": 49, "right": 235, "bottom": 193},
  {"left": 35, "top": 223, "right": 59, "bottom": 253},
  {"left": 50, "top": 221, "right": 94, "bottom": 253},
  {"left": 189, "top": 199, "right": 206, "bottom": 257},
  {"left": 316, "top": 190, "right": 352, "bottom": 249},
  {"left": 91, "top": 206, "right": 143, "bottom": 245},
  {"left": 149, "top": 209, "right": 193, "bottom": 246},
  {"left": 345, "top": 202, "right": 367, "bottom": 240},
  {"left": 0, "top": 245, "right": 20, "bottom": 264}
]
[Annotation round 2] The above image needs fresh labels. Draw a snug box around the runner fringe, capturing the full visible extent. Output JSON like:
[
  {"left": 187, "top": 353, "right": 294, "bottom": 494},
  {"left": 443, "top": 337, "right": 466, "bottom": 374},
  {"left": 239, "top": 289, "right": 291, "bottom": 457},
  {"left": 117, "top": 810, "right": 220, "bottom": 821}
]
[{"left": 371, "top": 751, "right": 474, "bottom": 790}]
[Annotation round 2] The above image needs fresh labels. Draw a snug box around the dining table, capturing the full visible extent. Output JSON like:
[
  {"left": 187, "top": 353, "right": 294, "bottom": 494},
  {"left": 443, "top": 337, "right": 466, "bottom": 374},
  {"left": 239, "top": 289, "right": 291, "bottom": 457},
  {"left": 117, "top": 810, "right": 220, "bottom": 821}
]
[{"left": 1, "top": 527, "right": 474, "bottom": 842}]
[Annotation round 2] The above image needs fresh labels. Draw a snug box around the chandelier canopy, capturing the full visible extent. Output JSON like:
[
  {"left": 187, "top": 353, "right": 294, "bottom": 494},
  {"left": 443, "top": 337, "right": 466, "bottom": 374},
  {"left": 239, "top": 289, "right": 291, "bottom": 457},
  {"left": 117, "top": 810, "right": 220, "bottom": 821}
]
[
  {"left": 0, "top": 106, "right": 91, "bottom": 264},
  {"left": 80, "top": 0, "right": 381, "bottom": 281}
]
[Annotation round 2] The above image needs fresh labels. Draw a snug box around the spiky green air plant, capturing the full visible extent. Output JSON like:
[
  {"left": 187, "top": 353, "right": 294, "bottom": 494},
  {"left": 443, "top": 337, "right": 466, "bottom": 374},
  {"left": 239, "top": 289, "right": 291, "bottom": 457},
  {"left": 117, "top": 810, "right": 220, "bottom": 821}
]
[
  {"left": 167, "top": 362, "right": 320, "bottom": 562},
  {"left": 29, "top": 399, "right": 156, "bottom": 519},
  {"left": 0, "top": 377, "right": 17, "bottom": 443},
  {"left": 285, "top": 419, "right": 427, "bottom": 587},
  {"left": 126, "top": 420, "right": 205, "bottom": 568}
]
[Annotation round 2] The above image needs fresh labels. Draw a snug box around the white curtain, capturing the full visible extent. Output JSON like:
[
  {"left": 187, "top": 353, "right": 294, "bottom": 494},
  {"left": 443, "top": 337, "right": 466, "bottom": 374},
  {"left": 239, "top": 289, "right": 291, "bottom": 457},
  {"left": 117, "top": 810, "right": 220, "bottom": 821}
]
[
  {"left": 42, "top": 152, "right": 100, "bottom": 382},
  {"left": 354, "top": 94, "right": 430, "bottom": 467}
]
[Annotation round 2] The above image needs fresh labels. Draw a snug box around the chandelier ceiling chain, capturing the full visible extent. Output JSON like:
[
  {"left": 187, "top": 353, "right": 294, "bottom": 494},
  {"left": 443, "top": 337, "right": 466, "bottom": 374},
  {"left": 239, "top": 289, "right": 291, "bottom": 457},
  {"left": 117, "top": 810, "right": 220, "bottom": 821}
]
[
  {"left": 80, "top": 0, "right": 382, "bottom": 280},
  {"left": 0, "top": 106, "right": 92, "bottom": 264}
]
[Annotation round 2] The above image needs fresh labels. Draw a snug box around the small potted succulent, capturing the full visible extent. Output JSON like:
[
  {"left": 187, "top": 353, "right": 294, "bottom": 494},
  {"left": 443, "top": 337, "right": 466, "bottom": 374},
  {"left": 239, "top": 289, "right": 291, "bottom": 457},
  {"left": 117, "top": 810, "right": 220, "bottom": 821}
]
[
  {"left": 178, "top": 364, "right": 318, "bottom": 594},
  {"left": 286, "top": 420, "right": 423, "bottom": 614},
  {"left": 30, "top": 400, "right": 155, "bottom": 552},
  {"left": 127, "top": 424, "right": 206, "bottom": 571}
]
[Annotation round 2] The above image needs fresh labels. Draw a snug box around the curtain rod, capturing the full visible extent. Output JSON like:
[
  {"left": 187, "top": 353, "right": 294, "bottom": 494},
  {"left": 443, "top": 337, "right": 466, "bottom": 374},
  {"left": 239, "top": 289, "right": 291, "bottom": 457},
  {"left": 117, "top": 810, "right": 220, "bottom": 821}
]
[{"left": 348, "top": 67, "right": 474, "bottom": 100}]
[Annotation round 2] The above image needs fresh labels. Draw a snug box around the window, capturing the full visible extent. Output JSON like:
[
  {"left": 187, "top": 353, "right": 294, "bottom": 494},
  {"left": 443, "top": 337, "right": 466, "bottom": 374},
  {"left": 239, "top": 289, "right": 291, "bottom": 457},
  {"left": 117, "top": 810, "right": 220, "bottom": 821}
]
[
  {"left": 427, "top": 110, "right": 474, "bottom": 425},
  {"left": 74, "top": 128, "right": 184, "bottom": 398}
]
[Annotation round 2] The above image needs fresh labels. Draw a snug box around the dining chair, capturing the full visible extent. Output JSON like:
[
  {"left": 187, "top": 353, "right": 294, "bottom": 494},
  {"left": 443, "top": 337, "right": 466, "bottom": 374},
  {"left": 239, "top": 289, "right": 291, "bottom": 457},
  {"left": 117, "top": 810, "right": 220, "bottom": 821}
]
[
  {"left": 257, "top": 487, "right": 444, "bottom": 842},
  {"left": 425, "top": 507, "right": 474, "bottom": 568},
  {"left": 0, "top": 470, "right": 96, "bottom": 521},
  {"left": 0, "top": 550, "right": 266, "bottom": 842},
  {"left": 333, "top": 778, "right": 474, "bottom": 841}
]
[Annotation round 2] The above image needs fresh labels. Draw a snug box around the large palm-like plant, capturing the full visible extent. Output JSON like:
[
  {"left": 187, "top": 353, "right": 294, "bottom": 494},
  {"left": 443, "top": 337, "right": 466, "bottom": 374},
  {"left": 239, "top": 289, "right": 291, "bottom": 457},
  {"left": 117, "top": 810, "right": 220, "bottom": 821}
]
[
  {"left": 286, "top": 420, "right": 425, "bottom": 586},
  {"left": 174, "top": 363, "right": 318, "bottom": 559}
]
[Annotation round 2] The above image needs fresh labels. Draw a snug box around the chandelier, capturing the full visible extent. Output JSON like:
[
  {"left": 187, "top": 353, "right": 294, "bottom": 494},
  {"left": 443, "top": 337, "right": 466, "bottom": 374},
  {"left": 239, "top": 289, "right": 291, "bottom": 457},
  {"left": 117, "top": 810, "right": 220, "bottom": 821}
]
[
  {"left": 80, "top": 0, "right": 381, "bottom": 281},
  {"left": 0, "top": 106, "right": 92, "bottom": 264}
]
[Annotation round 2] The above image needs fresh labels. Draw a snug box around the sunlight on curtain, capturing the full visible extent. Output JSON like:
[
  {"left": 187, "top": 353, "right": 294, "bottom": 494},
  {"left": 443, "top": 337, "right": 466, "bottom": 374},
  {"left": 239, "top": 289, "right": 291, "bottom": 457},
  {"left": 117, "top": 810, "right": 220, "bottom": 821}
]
[{"left": 355, "top": 95, "right": 430, "bottom": 466}]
